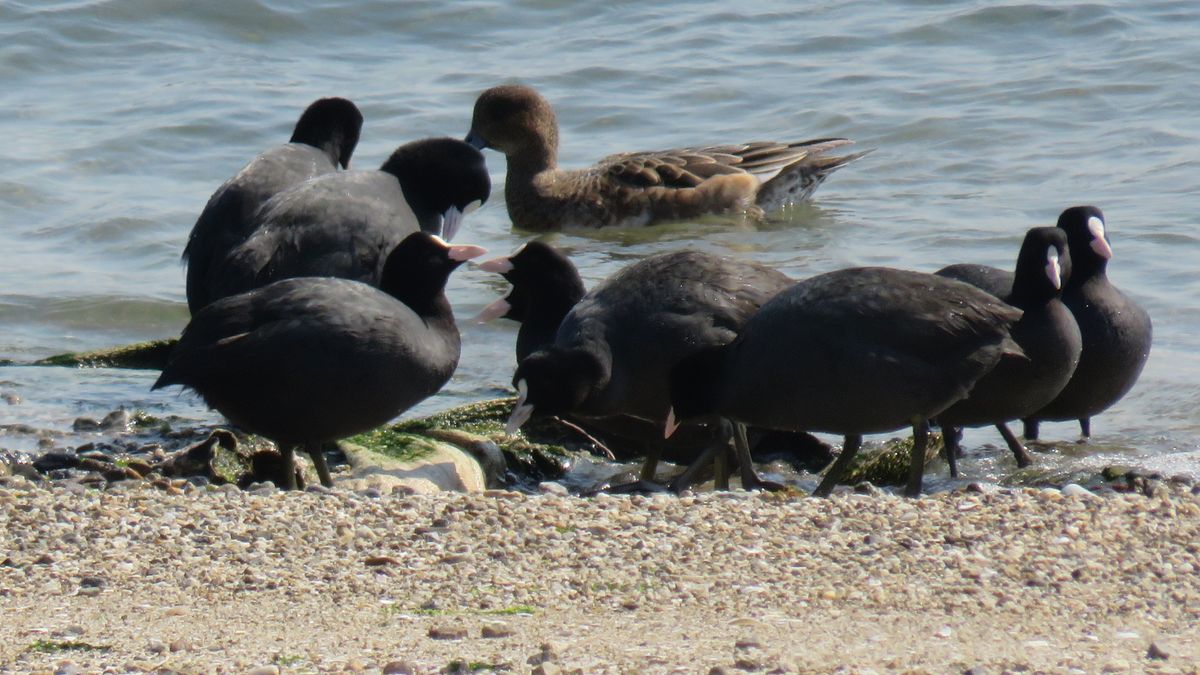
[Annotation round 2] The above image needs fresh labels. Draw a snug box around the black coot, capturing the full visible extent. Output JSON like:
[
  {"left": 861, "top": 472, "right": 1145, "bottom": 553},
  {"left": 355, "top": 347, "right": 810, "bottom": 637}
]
[
  {"left": 503, "top": 249, "right": 794, "bottom": 489},
  {"left": 936, "top": 227, "right": 1082, "bottom": 474},
  {"left": 185, "top": 97, "right": 363, "bottom": 314},
  {"left": 154, "top": 233, "right": 486, "bottom": 488},
  {"left": 1024, "top": 206, "right": 1153, "bottom": 439},
  {"left": 476, "top": 241, "right": 586, "bottom": 361},
  {"left": 668, "top": 267, "right": 1024, "bottom": 497},
  {"left": 202, "top": 138, "right": 490, "bottom": 306}
]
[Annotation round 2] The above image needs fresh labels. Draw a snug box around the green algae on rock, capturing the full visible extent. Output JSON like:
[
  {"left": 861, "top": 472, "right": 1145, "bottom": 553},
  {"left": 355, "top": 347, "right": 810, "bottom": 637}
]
[
  {"left": 837, "top": 433, "right": 945, "bottom": 488},
  {"left": 34, "top": 339, "right": 177, "bottom": 370}
]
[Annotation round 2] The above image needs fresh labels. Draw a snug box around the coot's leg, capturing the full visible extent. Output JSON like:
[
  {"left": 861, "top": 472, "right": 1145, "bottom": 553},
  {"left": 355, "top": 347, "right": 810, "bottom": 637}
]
[
  {"left": 943, "top": 426, "right": 962, "bottom": 479},
  {"left": 307, "top": 441, "right": 334, "bottom": 488},
  {"left": 603, "top": 442, "right": 672, "bottom": 494},
  {"left": 813, "top": 434, "right": 862, "bottom": 498},
  {"left": 732, "top": 421, "right": 785, "bottom": 491},
  {"left": 639, "top": 444, "right": 662, "bottom": 482},
  {"left": 280, "top": 445, "right": 298, "bottom": 490},
  {"left": 1022, "top": 418, "right": 1040, "bottom": 441},
  {"left": 1078, "top": 417, "right": 1091, "bottom": 440},
  {"left": 668, "top": 445, "right": 717, "bottom": 493},
  {"left": 904, "top": 420, "right": 928, "bottom": 498},
  {"left": 995, "top": 422, "right": 1033, "bottom": 468}
]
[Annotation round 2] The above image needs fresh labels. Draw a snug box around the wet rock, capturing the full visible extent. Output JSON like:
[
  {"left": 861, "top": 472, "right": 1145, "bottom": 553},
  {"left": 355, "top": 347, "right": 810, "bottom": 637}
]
[
  {"left": 34, "top": 339, "right": 177, "bottom": 370},
  {"left": 382, "top": 661, "right": 416, "bottom": 675},
  {"left": 839, "top": 433, "right": 944, "bottom": 487},
  {"left": 154, "top": 430, "right": 254, "bottom": 485},
  {"left": 33, "top": 451, "right": 79, "bottom": 473},
  {"left": 1061, "top": 483, "right": 1095, "bottom": 498},
  {"left": 100, "top": 409, "right": 131, "bottom": 431},
  {"left": 421, "top": 428, "right": 508, "bottom": 487},
  {"left": 1102, "top": 465, "right": 1133, "bottom": 482},
  {"left": 2, "top": 392, "right": 20, "bottom": 405},
  {"left": 72, "top": 417, "right": 101, "bottom": 432},
  {"left": 338, "top": 436, "right": 485, "bottom": 494},
  {"left": 538, "top": 481, "right": 569, "bottom": 496}
]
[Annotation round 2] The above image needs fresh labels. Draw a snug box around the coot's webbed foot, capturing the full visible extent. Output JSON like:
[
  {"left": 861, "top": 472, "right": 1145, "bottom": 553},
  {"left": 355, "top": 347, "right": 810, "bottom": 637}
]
[
  {"left": 995, "top": 422, "right": 1033, "bottom": 468},
  {"left": 813, "top": 434, "right": 863, "bottom": 498}
]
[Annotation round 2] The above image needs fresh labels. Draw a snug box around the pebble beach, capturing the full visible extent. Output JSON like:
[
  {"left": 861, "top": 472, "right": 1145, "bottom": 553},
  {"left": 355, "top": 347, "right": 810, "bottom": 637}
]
[{"left": 3, "top": 478, "right": 1199, "bottom": 674}]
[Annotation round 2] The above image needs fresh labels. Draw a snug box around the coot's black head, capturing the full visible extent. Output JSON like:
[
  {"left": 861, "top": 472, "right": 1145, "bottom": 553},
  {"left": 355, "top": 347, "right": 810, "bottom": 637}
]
[
  {"left": 504, "top": 346, "right": 605, "bottom": 434},
  {"left": 290, "top": 97, "right": 363, "bottom": 169},
  {"left": 379, "top": 232, "right": 486, "bottom": 314},
  {"left": 665, "top": 345, "right": 727, "bottom": 436},
  {"left": 381, "top": 138, "right": 491, "bottom": 242},
  {"left": 475, "top": 241, "right": 584, "bottom": 325},
  {"left": 1056, "top": 205, "right": 1112, "bottom": 283},
  {"left": 1011, "top": 226, "right": 1072, "bottom": 304}
]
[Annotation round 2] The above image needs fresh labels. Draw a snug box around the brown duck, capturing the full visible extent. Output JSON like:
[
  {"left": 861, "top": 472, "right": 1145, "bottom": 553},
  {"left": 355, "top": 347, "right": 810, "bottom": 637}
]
[{"left": 465, "top": 84, "right": 870, "bottom": 230}]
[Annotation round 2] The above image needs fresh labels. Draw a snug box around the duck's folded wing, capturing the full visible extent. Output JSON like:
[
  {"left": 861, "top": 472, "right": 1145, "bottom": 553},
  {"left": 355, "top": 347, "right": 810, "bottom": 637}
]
[{"left": 597, "top": 138, "right": 854, "bottom": 189}]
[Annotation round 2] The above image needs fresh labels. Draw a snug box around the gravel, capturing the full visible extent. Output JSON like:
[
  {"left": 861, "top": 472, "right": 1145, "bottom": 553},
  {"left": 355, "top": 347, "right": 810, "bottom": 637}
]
[{"left": 1, "top": 481, "right": 1198, "bottom": 672}]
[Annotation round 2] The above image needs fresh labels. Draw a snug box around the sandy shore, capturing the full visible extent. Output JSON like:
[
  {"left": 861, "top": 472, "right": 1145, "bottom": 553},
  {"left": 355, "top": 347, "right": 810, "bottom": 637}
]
[{"left": 2, "top": 478, "right": 1199, "bottom": 674}]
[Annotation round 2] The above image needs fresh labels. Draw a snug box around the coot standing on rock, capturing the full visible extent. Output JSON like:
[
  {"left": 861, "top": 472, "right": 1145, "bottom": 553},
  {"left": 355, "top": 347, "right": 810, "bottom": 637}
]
[
  {"left": 1024, "top": 206, "right": 1153, "bottom": 439},
  {"left": 667, "top": 267, "right": 1024, "bottom": 497},
  {"left": 154, "top": 233, "right": 486, "bottom": 489},
  {"left": 936, "top": 227, "right": 1083, "bottom": 475},
  {"left": 465, "top": 84, "right": 870, "bottom": 230},
  {"left": 184, "top": 97, "right": 363, "bottom": 314},
  {"left": 201, "top": 138, "right": 490, "bottom": 306},
  {"left": 503, "top": 249, "right": 795, "bottom": 490}
]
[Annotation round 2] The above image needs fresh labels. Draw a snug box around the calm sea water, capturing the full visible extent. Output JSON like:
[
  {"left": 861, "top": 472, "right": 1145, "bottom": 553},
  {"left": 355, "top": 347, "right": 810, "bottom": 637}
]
[{"left": 2, "top": 1, "right": 1198, "bottom": 484}]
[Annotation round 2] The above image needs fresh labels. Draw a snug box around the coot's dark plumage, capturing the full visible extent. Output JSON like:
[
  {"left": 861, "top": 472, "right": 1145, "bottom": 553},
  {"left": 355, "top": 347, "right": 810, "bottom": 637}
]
[
  {"left": 465, "top": 84, "right": 870, "bottom": 230},
  {"left": 476, "top": 241, "right": 586, "bottom": 361},
  {"left": 202, "top": 138, "right": 490, "bottom": 305},
  {"left": 1025, "top": 206, "right": 1153, "bottom": 438},
  {"left": 668, "top": 267, "right": 1024, "bottom": 497},
  {"left": 154, "top": 232, "right": 486, "bottom": 488},
  {"left": 185, "top": 97, "right": 363, "bottom": 314},
  {"left": 478, "top": 242, "right": 831, "bottom": 482},
  {"left": 503, "top": 249, "right": 794, "bottom": 488},
  {"left": 936, "top": 227, "right": 1082, "bottom": 473}
]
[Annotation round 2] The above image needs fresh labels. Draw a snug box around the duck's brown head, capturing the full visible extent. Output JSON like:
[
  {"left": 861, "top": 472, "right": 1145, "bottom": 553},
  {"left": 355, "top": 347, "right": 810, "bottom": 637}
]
[{"left": 465, "top": 84, "right": 559, "bottom": 171}]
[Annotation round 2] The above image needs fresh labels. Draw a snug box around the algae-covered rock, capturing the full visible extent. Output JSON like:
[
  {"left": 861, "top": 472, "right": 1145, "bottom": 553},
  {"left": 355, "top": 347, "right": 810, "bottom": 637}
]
[
  {"left": 154, "top": 430, "right": 255, "bottom": 485},
  {"left": 837, "top": 433, "right": 945, "bottom": 487},
  {"left": 338, "top": 437, "right": 486, "bottom": 494},
  {"left": 35, "top": 339, "right": 177, "bottom": 370},
  {"left": 394, "top": 397, "right": 582, "bottom": 487}
]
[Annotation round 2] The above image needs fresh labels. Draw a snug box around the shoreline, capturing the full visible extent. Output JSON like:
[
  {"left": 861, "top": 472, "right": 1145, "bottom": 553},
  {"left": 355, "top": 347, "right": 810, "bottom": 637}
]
[{"left": 3, "top": 482, "right": 1199, "bottom": 673}]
